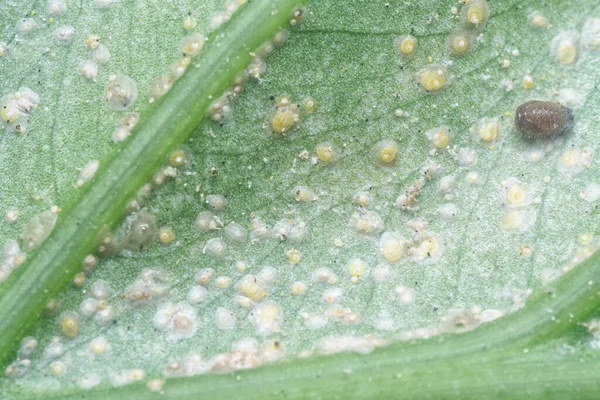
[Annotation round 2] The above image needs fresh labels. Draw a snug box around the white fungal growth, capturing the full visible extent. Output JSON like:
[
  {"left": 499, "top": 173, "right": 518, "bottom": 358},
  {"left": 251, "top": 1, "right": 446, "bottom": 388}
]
[
  {"left": 206, "top": 194, "right": 227, "bottom": 211},
  {"left": 148, "top": 75, "right": 174, "bottom": 102},
  {"left": 215, "top": 276, "right": 231, "bottom": 289},
  {"left": 123, "top": 210, "right": 157, "bottom": 251},
  {"left": 195, "top": 211, "right": 223, "bottom": 231},
  {"left": 313, "top": 267, "right": 337, "bottom": 285},
  {"left": 501, "top": 209, "right": 537, "bottom": 232},
  {"left": 204, "top": 238, "right": 226, "bottom": 257},
  {"left": 80, "top": 298, "right": 98, "bottom": 317},
  {"left": 209, "top": 93, "right": 232, "bottom": 122},
  {"left": 472, "top": 117, "right": 501, "bottom": 145},
  {"left": 89, "top": 337, "right": 109, "bottom": 354},
  {"left": 349, "top": 210, "right": 385, "bottom": 236},
  {"left": 79, "top": 60, "right": 99, "bottom": 81},
  {"left": 525, "top": 145, "right": 546, "bottom": 163},
  {"left": 372, "top": 264, "right": 393, "bottom": 283},
  {"left": 20, "top": 209, "right": 59, "bottom": 252},
  {"left": 292, "top": 186, "right": 316, "bottom": 202},
  {"left": 78, "top": 373, "right": 101, "bottom": 389},
  {"left": 91, "top": 44, "right": 111, "bottom": 64},
  {"left": 248, "top": 217, "right": 270, "bottom": 243},
  {"left": 303, "top": 312, "right": 328, "bottom": 330},
  {"left": 195, "top": 268, "right": 214, "bottom": 285},
  {"left": 438, "top": 203, "right": 458, "bottom": 219},
  {"left": 187, "top": 286, "right": 208, "bottom": 305},
  {"left": 16, "top": 18, "right": 38, "bottom": 38},
  {"left": 112, "top": 126, "right": 130, "bottom": 143},
  {"left": 322, "top": 287, "right": 343, "bottom": 304},
  {"left": 317, "top": 335, "right": 386, "bottom": 355},
  {"left": 581, "top": 183, "right": 600, "bottom": 202},
  {"left": 216, "top": 308, "right": 236, "bottom": 330},
  {"left": 557, "top": 88, "right": 582, "bottom": 108},
  {"left": 438, "top": 175, "right": 455, "bottom": 194},
  {"left": 47, "top": 0, "right": 67, "bottom": 17},
  {"left": 4, "top": 359, "right": 31, "bottom": 377},
  {"left": 54, "top": 26, "right": 75, "bottom": 44},
  {"left": 153, "top": 302, "right": 198, "bottom": 340},
  {"left": 272, "top": 219, "right": 293, "bottom": 241},
  {"left": 551, "top": 31, "right": 580, "bottom": 65},
  {"left": 91, "top": 279, "right": 110, "bottom": 300},
  {"left": 1, "top": 87, "right": 40, "bottom": 134},
  {"left": 528, "top": 11, "right": 548, "bottom": 29},
  {"left": 582, "top": 18, "right": 600, "bottom": 51},
  {"left": 257, "top": 267, "right": 277, "bottom": 286},
  {"left": 250, "top": 302, "right": 282, "bottom": 336},
  {"left": 225, "top": 222, "right": 247, "bottom": 242},
  {"left": 43, "top": 338, "right": 65, "bottom": 360},
  {"left": 557, "top": 148, "right": 592, "bottom": 175},
  {"left": 2, "top": 240, "right": 26, "bottom": 282},
  {"left": 183, "top": 15, "right": 197, "bottom": 31},
  {"left": 291, "top": 281, "right": 306, "bottom": 295},
  {"left": 4, "top": 208, "right": 18, "bottom": 223},
  {"left": 75, "top": 160, "right": 99, "bottom": 188},
  {"left": 104, "top": 75, "right": 138, "bottom": 110},
  {"left": 123, "top": 269, "right": 170, "bottom": 306},
  {"left": 353, "top": 191, "right": 372, "bottom": 207},
  {"left": 395, "top": 286, "right": 415, "bottom": 305},
  {"left": 288, "top": 221, "right": 308, "bottom": 242},
  {"left": 18, "top": 337, "right": 37, "bottom": 359},
  {"left": 95, "top": 0, "right": 121, "bottom": 8},
  {"left": 180, "top": 34, "right": 206, "bottom": 57}
]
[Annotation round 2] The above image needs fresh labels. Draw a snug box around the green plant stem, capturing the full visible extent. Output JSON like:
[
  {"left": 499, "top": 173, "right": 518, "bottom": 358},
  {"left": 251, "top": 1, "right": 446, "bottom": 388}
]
[
  {"left": 11, "top": 248, "right": 600, "bottom": 399},
  {"left": 0, "top": 0, "right": 304, "bottom": 368},
  {"left": 14, "top": 339, "right": 600, "bottom": 399}
]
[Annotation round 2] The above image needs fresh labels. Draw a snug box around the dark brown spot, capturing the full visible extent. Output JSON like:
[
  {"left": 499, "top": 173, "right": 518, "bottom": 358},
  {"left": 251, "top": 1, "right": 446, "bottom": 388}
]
[{"left": 515, "top": 100, "right": 573, "bottom": 139}]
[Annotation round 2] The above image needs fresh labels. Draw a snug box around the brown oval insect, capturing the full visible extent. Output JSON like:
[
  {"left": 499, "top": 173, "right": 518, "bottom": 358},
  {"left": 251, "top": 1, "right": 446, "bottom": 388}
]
[{"left": 515, "top": 100, "right": 573, "bottom": 139}]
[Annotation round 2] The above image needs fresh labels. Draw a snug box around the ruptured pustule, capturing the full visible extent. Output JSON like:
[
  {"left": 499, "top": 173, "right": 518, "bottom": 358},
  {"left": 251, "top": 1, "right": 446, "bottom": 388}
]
[
  {"left": 515, "top": 101, "right": 573, "bottom": 139},
  {"left": 122, "top": 210, "right": 157, "bottom": 252},
  {"left": 181, "top": 34, "right": 206, "bottom": 57},
  {"left": 104, "top": 75, "right": 138, "bottom": 110}
]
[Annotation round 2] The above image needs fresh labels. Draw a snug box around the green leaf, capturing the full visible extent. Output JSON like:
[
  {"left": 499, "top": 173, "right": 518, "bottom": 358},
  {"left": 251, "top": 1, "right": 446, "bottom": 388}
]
[{"left": 2, "top": 0, "right": 600, "bottom": 398}]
